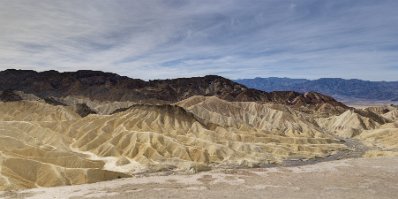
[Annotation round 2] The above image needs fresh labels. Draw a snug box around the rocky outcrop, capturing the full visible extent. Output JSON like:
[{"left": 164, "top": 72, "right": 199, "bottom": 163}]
[{"left": 0, "top": 89, "right": 22, "bottom": 102}]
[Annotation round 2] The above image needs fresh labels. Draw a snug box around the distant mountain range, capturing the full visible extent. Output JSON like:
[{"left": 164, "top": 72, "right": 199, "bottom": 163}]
[{"left": 236, "top": 77, "right": 398, "bottom": 102}]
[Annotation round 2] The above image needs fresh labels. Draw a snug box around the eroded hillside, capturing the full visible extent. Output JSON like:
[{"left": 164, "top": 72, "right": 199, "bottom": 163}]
[{"left": 0, "top": 96, "right": 397, "bottom": 191}]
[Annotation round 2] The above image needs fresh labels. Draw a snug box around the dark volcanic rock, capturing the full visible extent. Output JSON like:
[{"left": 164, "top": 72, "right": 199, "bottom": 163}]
[
  {"left": 0, "top": 89, "right": 23, "bottom": 102},
  {"left": 75, "top": 103, "right": 97, "bottom": 117},
  {"left": 43, "top": 97, "right": 67, "bottom": 106},
  {"left": 0, "top": 69, "right": 347, "bottom": 111}
]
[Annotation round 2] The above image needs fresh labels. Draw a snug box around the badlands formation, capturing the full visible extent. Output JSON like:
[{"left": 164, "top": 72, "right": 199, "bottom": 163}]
[{"left": 0, "top": 70, "right": 397, "bottom": 191}]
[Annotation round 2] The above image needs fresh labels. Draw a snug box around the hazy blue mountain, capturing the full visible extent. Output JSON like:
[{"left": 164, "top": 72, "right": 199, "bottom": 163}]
[{"left": 236, "top": 77, "right": 398, "bottom": 101}]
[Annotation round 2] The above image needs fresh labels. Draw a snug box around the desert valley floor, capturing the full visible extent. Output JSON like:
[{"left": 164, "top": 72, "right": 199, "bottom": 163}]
[{"left": 1, "top": 157, "right": 398, "bottom": 199}]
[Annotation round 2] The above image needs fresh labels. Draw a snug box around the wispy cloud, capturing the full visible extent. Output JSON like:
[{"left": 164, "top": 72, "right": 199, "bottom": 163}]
[{"left": 0, "top": 0, "right": 397, "bottom": 80}]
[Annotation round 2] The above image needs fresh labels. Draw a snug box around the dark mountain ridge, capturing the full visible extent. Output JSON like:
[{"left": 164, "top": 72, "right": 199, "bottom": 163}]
[{"left": 0, "top": 69, "right": 347, "bottom": 112}]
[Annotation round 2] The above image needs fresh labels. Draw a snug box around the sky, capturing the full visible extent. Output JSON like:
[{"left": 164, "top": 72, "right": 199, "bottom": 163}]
[{"left": 0, "top": 0, "right": 398, "bottom": 81}]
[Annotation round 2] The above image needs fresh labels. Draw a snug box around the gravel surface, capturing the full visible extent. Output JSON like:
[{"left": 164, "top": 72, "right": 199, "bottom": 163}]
[{"left": 2, "top": 157, "right": 398, "bottom": 199}]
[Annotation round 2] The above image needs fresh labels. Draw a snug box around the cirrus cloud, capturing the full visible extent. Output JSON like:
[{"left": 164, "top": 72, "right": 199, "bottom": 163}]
[{"left": 0, "top": 0, "right": 397, "bottom": 80}]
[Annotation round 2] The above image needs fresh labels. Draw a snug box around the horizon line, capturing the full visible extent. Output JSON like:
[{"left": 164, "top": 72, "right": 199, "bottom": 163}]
[{"left": 2, "top": 68, "right": 398, "bottom": 82}]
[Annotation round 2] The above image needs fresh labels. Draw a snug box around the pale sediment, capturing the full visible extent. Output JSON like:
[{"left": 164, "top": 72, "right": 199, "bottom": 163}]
[{"left": 0, "top": 97, "right": 398, "bottom": 190}]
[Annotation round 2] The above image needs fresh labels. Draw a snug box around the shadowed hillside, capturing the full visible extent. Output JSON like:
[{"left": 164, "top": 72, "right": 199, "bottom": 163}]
[{"left": 0, "top": 70, "right": 347, "bottom": 111}]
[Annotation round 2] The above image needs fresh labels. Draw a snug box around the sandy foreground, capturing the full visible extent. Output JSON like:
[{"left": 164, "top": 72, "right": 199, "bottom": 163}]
[{"left": 1, "top": 157, "right": 397, "bottom": 199}]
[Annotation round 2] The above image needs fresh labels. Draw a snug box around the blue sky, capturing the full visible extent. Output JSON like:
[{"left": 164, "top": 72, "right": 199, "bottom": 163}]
[{"left": 0, "top": 0, "right": 397, "bottom": 80}]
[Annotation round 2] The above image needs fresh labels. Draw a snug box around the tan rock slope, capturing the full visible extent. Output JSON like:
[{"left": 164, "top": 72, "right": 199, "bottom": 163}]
[
  {"left": 316, "top": 109, "right": 390, "bottom": 138},
  {"left": 0, "top": 96, "right": 349, "bottom": 191},
  {"left": 1, "top": 95, "right": 397, "bottom": 191}
]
